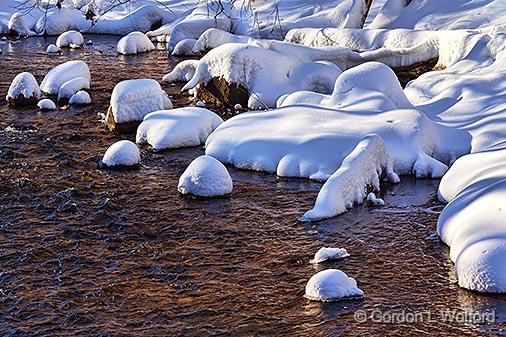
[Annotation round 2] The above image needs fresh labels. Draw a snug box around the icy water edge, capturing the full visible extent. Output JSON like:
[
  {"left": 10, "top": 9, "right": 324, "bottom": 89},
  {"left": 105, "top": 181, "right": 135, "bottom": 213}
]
[{"left": 1, "top": 36, "right": 506, "bottom": 336}]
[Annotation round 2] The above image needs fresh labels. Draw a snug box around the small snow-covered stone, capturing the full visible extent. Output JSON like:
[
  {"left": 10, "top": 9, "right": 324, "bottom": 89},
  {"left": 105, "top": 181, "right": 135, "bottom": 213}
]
[
  {"left": 46, "top": 44, "right": 61, "bottom": 54},
  {"left": 196, "top": 100, "right": 205, "bottom": 108},
  {"left": 6, "top": 72, "right": 41, "bottom": 106},
  {"left": 37, "top": 99, "right": 56, "bottom": 110},
  {"left": 58, "top": 77, "right": 90, "bottom": 102},
  {"left": 86, "top": 40, "right": 93, "bottom": 45},
  {"left": 310, "top": 247, "right": 350, "bottom": 264},
  {"left": 305, "top": 269, "right": 363, "bottom": 302},
  {"left": 367, "top": 192, "right": 385, "bottom": 206},
  {"left": 40, "top": 60, "right": 91, "bottom": 95},
  {"left": 178, "top": 155, "right": 233, "bottom": 197},
  {"left": 69, "top": 91, "right": 91, "bottom": 105},
  {"left": 102, "top": 140, "right": 140, "bottom": 168},
  {"left": 56, "top": 30, "right": 84, "bottom": 48},
  {"left": 234, "top": 103, "right": 242, "bottom": 110},
  {"left": 117, "top": 31, "right": 155, "bottom": 55}
]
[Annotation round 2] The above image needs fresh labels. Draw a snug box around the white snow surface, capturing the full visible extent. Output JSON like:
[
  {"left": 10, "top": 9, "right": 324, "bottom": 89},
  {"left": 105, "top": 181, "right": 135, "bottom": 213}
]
[
  {"left": 57, "top": 77, "right": 90, "bottom": 101},
  {"left": 177, "top": 155, "right": 233, "bottom": 197},
  {"left": 303, "top": 135, "right": 398, "bottom": 220},
  {"left": 37, "top": 99, "right": 56, "bottom": 110},
  {"left": 305, "top": 269, "right": 363, "bottom": 301},
  {"left": 117, "top": 31, "right": 155, "bottom": 55},
  {"left": 40, "top": 60, "right": 91, "bottom": 95},
  {"left": 102, "top": 140, "right": 140, "bottom": 167},
  {"left": 310, "top": 248, "right": 350, "bottom": 264},
  {"left": 136, "top": 107, "right": 223, "bottom": 151},
  {"left": 6, "top": 72, "right": 41, "bottom": 102},
  {"left": 56, "top": 30, "right": 84, "bottom": 48},
  {"left": 69, "top": 90, "right": 91, "bottom": 105},
  {"left": 107, "top": 79, "right": 172, "bottom": 124}
]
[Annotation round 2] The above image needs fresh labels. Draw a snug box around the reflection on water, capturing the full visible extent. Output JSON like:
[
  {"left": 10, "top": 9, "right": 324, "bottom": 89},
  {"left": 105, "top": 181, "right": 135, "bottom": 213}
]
[{"left": 1, "top": 36, "right": 506, "bottom": 336}]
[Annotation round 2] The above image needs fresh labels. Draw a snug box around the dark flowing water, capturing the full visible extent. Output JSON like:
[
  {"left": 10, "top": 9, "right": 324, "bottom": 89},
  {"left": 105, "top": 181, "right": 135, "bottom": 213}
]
[{"left": 1, "top": 36, "right": 506, "bottom": 336}]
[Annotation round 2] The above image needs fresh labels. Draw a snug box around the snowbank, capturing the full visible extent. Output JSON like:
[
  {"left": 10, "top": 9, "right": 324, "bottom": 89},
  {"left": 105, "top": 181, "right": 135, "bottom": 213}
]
[
  {"left": 117, "top": 31, "right": 155, "bottom": 55},
  {"left": 37, "top": 99, "right": 56, "bottom": 110},
  {"left": 310, "top": 248, "right": 350, "bottom": 264},
  {"left": 178, "top": 155, "right": 233, "bottom": 197},
  {"left": 106, "top": 79, "right": 172, "bottom": 132},
  {"left": 102, "top": 140, "right": 140, "bottom": 168},
  {"left": 136, "top": 107, "right": 223, "bottom": 151},
  {"left": 6, "top": 72, "right": 41, "bottom": 106},
  {"left": 57, "top": 77, "right": 90, "bottom": 102},
  {"left": 303, "top": 135, "right": 399, "bottom": 220},
  {"left": 40, "top": 60, "right": 91, "bottom": 95},
  {"left": 69, "top": 91, "right": 91, "bottom": 105},
  {"left": 56, "top": 30, "right": 84, "bottom": 48},
  {"left": 305, "top": 269, "right": 363, "bottom": 301}
]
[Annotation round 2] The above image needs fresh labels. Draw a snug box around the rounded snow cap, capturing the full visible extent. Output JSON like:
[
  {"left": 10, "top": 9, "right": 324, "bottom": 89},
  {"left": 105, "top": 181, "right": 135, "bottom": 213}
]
[
  {"left": 178, "top": 155, "right": 233, "bottom": 197},
  {"left": 102, "top": 140, "right": 140, "bottom": 168},
  {"left": 37, "top": 99, "right": 56, "bottom": 110},
  {"left": 305, "top": 269, "right": 363, "bottom": 301}
]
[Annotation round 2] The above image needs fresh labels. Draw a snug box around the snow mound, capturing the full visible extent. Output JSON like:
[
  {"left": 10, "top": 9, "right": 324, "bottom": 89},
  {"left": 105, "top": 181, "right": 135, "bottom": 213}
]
[
  {"left": 305, "top": 269, "right": 363, "bottom": 301},
  {"left": 46, "top": 44, "right": 61, "bottom": 53},
  {"left": 178, "top": 155, "right": 233, "bottom": 197},
  {"left": 192, "top": 28, "right": 253, "bottom": 54},
  {"left": 117, "top": 31, "right": 155, "bottom": 55},
  {"left": 303, "top": 135, "right": 398, "bottom": 220},
  {"left": 166, "top": 18, "right": 233, "bottom": 52},
  {"left": 34, "top": 6, "right": 88, "bottom": 36},
  {"left": 136, "top": 107, "right": 223, "bottom": 151},
  {"left": 57, "top": 77, "right": 90, "bottom": 102},
  {"left": 310, "top": 248, "right": 350, "bottom": 264},
  {"left": 170, "top": 42, "right": 342, "bottom": 108},
  {"left": 106, "top": 79, "right": 172, "bottom": 127},
  {"left": 172, "top": 38, "right": 197, "bottom": 56},
  {"left": 69, "top": 91, "right": 91, "bottom": 105},
  {"left": 56, "top": 30, "right": 84, "bottom": 48},
  {"left": 40, "top": 60, "right": 91, "bottom": 95},
  {"left": 6, "top": 72, "right": 41, "bottom": 106},
  {"left": 37, "top": 99, "right": 56, "bottom": 110},
  {"left": 8, "top": 12, "right": 37, "bottom": 36},
  {"left": 162, "top": 60, "right": 199, "bottom": 83},
  {"left": 102, "top": 140, "right": 140, "bottom": 168}
]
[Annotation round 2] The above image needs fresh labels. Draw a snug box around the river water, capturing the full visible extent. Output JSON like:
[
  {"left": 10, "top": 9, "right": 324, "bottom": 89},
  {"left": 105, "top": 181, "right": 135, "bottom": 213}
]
[{"left": 1, "top": 36, "right": 506, "bottom": 336}]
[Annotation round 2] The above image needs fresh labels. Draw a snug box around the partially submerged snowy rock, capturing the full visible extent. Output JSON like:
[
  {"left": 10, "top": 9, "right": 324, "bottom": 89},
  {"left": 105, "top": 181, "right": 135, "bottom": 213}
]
[
  {"left": 40, "top": 60, "right": 91, "bottom": 95},
  {"left": 46, "top": 44, "right": 61, "bottom": 54},
  {"left": 310, "top": 248, "right": 350, "bottom": 264},
  {"left": 172, "top": 38, "right": 197, "bottom": 56},
  {"left": 303, "top": 135, "right": 398, "bottom": 220},
  {"left": 136, "top": 107, "right": 223, "bottom": 151},
  {"left": 106, "top": 79, "right": 172, "bottom": 133},
  {"left": 367, "top": 192, "right": 385, "bottom": 206},
  {"left": 37, "top": 99, "right": 56, "bottom": 111},
  {"left": 177, "top": 155, "right": 233, "bottom": 197},
  {"left": 69, "top": 91, "right": 91, "bottom": 105},
  {"left": 305, "top": 269, "right": 363, "bottom": 301},
  {"left": 6, "top": 72, "right": 41, "bottom": 106},
  {"left": 57, "top": 77, "right": 90, "bottom": 102},
  {"left": 101, "top": 140, "right": 140, "bottom": 168},
  {"left": 117, "top": 31, "right": 155, "bottom": 55},
  {"left": 56, "top": 30, "right": 84, "bottom": 48}
]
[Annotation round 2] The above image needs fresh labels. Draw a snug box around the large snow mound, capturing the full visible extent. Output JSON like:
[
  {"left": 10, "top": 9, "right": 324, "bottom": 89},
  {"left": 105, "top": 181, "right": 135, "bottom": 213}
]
[
  {"left": 56, "top": 30, "right": 84, "bottom": 48},
  {"left": 136, "top": 107, "right": 223, "bottom": 151},
  {"left": 40, "top": 60, "right": 91, "bottom": 95},
  {"left": 117, "top": 31, "right": 155, "bottom": 55},
  {"left": 6, "top": 72, "right": 41, "bottom": 106},
  {"left": 102, "top": 140, "right": 140, "bottom": 168},
  {"left": 303, "top": 135, "right": 399, "bottom": 220},
  {"left": 106, "top": 79, "right": 172, "bottom": 125},
  {"left": 305, "top": 269, "right": 363, "bottom": 301},
  {"left": 178, "top": 155, "right": 233, "bottom": 197}
]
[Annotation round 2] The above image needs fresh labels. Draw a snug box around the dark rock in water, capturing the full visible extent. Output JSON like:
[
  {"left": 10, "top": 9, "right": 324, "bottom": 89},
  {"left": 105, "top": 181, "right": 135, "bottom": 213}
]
[
  {"left": 196, "top": 76, "right": 249, "bottom": 108},
  {"left": 105, "top": 105, "right": 141, "bottom": 134},
  {"left": 393, "top": 57, "right": 439, "bottom": 87},
  {"left": 7, "top": 94, "right": 39, "bottom": 107}
]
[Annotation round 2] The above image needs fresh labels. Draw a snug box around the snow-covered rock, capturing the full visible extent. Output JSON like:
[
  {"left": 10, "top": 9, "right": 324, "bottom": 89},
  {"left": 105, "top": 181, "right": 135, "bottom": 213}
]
[
  {"left": 6, "top": 72, "right": 41, "bottom": 106},
  {"left": 117, "top": 31, "right": 155, "bottom": 55},
  {"left": 310, "top": 248, "right": 350, "bottom": 264},
  {"left": 46, "top": 44, "right": 61, "bottom": 54},
  {"left": 172, "top": 38, "right": 197, "bottom": 56},
  {"left": 56, "top": 30, "right": 84, "bottom": 48},
  {"left": 34, "top": 6, "right": 89, "bottom": 35},
  {"left": 40, "top": 60, "right": 91, "bottom": 95},
  {"left": 367, "top": 192, "right": 385, "bottom": 206},
  {"left": 177, "top": 155, "right": 233, "bottom": 197},
  {"left": 37, "top": 99, "right": 56, "bottom": 110},
  {"left": 191, "top": 28, "right": 253, "bottom": 54},
  {"left": 57, "top": 77, "right": 90, "bottom": 102},
  {"left": 136, "top": 107, "right": 223, "bottom": 151},
  {"left": 101, "top": 140, "right": 140, "bottom": 168},
  {"left": 69, "top": 91, "right": 91, "bottom": 105},
  {"left": 303, "top": 135, "right": 398, "bottom": 220},
  {"left": 305, "top": 269, "right": 363, "bottom": 301},
  {"left": 106, "top": 79, "right": 172, "bottom": 132},
  {"left": 7, "top": 12, "right": 37, "bottom": 36}
]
